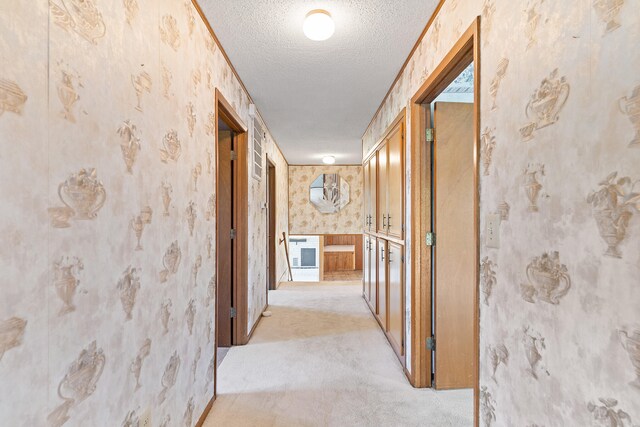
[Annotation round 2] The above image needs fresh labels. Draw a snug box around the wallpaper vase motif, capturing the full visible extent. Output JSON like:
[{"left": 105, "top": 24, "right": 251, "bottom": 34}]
[
  {"left": 520, "top": 251, "right": 571, "bottom": 305},
  {"left": 0, "top": 317, "right": 27, "bottom": 361},
  {"left": 619, "top": 84, "right": 640, "bottom": 147},
  {"left": 587, "top": 172, "right": 640, "bottom": 258},
  {"left": 0, "top": 79, "right": 27, "bottom": 116},
  {"left": 57, "top": 168, "right": 106, "bottom": 221},
  {"left": 520, "top": 69, "right": 570, "bottom": 140},
  {"left": 53, "top": 257, "right": 84, "bottom": 315},
  {"left": 618, "top": 326, "right": 640, "bottom": 389}
]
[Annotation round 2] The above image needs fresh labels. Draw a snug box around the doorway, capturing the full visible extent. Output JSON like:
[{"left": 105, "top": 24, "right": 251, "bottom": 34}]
[
  {"left": 409, "top": 17, "right": 480, "bottom": 424},
  {"left": 266, "top": 158, "right": 277, "bottom": 291},
  {"left": 214, "top": 89, "right": 249, "bottom": 396}
]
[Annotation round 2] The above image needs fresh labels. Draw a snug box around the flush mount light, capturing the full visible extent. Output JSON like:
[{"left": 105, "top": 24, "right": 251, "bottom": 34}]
[
  {"left": 303, "top": 10, "right": 335, "bottom": 41},
  {"left": 322, "top": 156, "right": 336, "bottom": 165}
]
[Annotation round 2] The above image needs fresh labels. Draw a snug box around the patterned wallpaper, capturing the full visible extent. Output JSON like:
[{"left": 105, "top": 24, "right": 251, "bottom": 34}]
[
  {"left": 362, "top": 0, "right": 640, "bottom": 425},
  {"left": 289, "top": 165, "right": 363, "bottom": 235},
  {"left": 0, "top": 0, "right": 287, "bottom": 425}
]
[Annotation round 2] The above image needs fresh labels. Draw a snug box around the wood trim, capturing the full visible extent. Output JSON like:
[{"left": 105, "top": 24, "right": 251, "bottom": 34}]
[
  {"left": 363, "top": 108, "right": 407, "bottom": 164},
  {"left": 363, "top": 231, "right": 405, "bottom": 247},
  {"left": 247, "top": 302, "right": 268, "bottom": 339},
  {"left": 214, "top": 89, "right": 250, "bottom": 398},
  {"left": 195, "top": 396, "right": 215, "bottom": 427},
  {"left": 408, "top": 17, "right": 480, "bottom": 426},
  {"left": 319, "top": 238, "right": 325, "bottom": 281},
  {"left": 361, "top": 0, "right": 447, "bottom": 139}
]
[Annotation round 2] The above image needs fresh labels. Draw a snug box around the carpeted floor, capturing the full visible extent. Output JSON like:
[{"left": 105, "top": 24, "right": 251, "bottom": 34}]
[{"left": 203, "top": 281, "right": 472, "bottom": 427}]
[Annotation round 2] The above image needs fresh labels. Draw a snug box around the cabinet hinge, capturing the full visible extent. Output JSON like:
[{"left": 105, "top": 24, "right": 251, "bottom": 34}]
[
  {"left": 426, "top": 128, "right": 435, "bottom": 143},
  {"left": 426, "top": 336, "right": 436, "bottom": 351},
  {"left": 230, "top": 307, "right": 237, "bottom": 318},
  {"left": 230, "top": 150, "right": 237, "bottom": 161},
  {"left": 425, "top": 232, "right": 436, "bottom": 246},
  {"left": 230, "top": 229, "right": 237, "bottom": 240}
]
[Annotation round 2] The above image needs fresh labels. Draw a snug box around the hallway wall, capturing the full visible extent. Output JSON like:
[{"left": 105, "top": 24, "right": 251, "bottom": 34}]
[
  {"left": 362, "top": 0, "right": 640, "bottom": 425},
  {"left": 289, "top": 165, "right": 363, "bottom": 235},
  {"left": 0, "top": 0, "right": 286, "bottom": 425}
]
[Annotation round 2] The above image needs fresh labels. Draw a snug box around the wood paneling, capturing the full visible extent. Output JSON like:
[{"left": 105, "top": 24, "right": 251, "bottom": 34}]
[
  {"left": 433, "top": 102, "right": 475, "bottom": 389},
  {"left": 387, "top": 240, "right": 404, "bottom": 358},
  {"left": 323, "top": 252, "right": 355, "bottom": 272},
  {"left": 387, "top": 121, "right": 404, "bottom": 239},
  {"left": 363, "top": 235, "right": 371, "bottom": 297},
  {"left": 370, "top": 237, "right": 378, "bottom": 310},
  {"left": 323, "top": 234, "right": 363, "bottom": 270}
]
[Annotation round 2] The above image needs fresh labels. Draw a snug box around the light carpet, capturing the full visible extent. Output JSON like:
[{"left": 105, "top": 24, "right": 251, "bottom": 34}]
[{"left": 203, "top": 281, "right": 473, "bottom": 427}]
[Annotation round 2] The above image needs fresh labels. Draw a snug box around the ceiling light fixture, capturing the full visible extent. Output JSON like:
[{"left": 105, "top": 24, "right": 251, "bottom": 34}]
[
  {"left": 303, "top": 10, "right": 335, "bottom": 41},
  {"left": 322, "top": 155, "right": 336, "bottom": 165}
]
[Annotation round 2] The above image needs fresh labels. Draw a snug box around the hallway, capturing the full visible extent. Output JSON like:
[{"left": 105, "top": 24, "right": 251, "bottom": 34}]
[{"left": 204, "top": 282, "right": 472, "bottom": 427}]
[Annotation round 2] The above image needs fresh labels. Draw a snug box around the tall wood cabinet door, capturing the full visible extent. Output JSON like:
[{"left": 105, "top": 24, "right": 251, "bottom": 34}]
[
  {"left": 376, "top": 144, "right": 388, "bottom": 235},
  {"left": 433, "top": 101, "right": 475, "bottom": 389},
  {"left": 369, "top": 154, "right": 377, "bottom": 233},
  {"left": 377, "top": 239, "right": 388, "bottom": 330},
  {"left": 363, "top": 161, "right": 370, "bottom": 231},
  {"left": 363, "top": 235, "right": 370, "bottom": 297},
  {"left": 387, "top": 122, "right": 404, "bottom": 239},
  {"left": 387, "top": 241, "right": 404, "bottom": 357},
  {"left": 370, "top": 237, "right": 378, "bottom": 311}
]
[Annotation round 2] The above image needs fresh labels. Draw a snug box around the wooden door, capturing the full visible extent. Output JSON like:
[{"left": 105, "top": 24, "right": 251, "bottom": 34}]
[
  {"left": 217, "top": 130, "right": 234, "bottom": 347},
  {"left": 376, "top": 144, "right": 388, "bottom": 235},
  {"left": 377, "top": 239, "right": 387, "bottom": 329},
  {"left": 433, "top": 102, "right": 475, "bottom": 389},
  {"left": 387, "top": 122, "right": 404, "bottom": 239},
  {"left": 364, "top": 160, "right": 370, "bottom": 231},
  {"left": 370, "top": 238, "right": 378, "bottom": 311},
  {"left": 267, "top": 160, "right": 276, "bottom": 290},
  {"left": 363, "top": 235, "right": 370, "bottom": 297},
  {"left": 387, "top": 240, "right": 404, "bottom": 357},
  {"left": 370, "top": 154, "right": 377, "bottom": 233}
]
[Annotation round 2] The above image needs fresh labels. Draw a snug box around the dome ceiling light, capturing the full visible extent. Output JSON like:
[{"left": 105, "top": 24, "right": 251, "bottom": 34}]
[
  {"left": 303, "top": 10, "right": 335, "bottom": 41},
  {"left": 322, "top": 156, "right": 336, "bottom": 165}
]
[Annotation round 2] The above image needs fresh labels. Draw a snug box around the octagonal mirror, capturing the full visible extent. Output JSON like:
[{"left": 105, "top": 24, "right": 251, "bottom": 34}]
[{"left": 309, "top": 174, "right": 350, "bottom": 213}]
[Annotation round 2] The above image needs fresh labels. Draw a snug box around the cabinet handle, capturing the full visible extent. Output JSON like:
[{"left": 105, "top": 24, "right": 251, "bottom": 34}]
[
  {"left": 388, "top": 249, "right": 393, "bottom": 263},
  {"left": 382, "top": 214, "right": 387, "bottom": 228},
  {"left": 387, "top": 214, "right": 392, "bottom": 229},
  {"left": 381, "top": 247, "right": 385, "bottom": 261}
]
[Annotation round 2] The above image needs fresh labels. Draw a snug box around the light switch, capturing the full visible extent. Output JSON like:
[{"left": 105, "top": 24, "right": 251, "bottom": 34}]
[{"left": 486, "top": 213, "right": 500, "bottom": 249}]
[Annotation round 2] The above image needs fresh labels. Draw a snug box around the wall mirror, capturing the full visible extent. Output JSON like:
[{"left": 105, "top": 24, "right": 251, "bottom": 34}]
[{"left": 309, "top": 174, "right": 350, "bottom": 213}]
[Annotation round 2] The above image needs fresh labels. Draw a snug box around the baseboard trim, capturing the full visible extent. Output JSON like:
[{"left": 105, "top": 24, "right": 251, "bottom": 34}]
[
  {"left": 247, "top": 303, "right": 268, "bottom": 340},
  {"left": 195, "top": 395, "right": 215, "bottom": 427}
]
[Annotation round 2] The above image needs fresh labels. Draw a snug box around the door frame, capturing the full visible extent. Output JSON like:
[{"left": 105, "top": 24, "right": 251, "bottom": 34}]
[
  {"left": 214, "top": 88, "right": 249, "bottom": 398},
  {"left": 409, "top": 17, "right": 480, "bottom": 425},
  {"left": 266, "top": 156, "right": 277, "bottom": 292}
]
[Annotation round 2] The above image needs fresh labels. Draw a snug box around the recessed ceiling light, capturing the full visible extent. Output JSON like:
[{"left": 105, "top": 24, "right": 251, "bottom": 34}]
[
  {"left": 303, "top": 10, "right": 335, "bottom": 41},
  {"left": 322, "top": 155, "right": 336, "bottom": 165}
]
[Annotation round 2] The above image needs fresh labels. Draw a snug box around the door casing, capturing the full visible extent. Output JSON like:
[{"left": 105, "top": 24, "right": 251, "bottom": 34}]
[{"left": 409, "top": 17, "right": 481, "bottom": 426}]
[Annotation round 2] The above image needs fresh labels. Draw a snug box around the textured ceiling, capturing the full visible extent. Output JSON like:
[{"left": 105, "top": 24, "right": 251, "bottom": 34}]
[{"left": 198, "top": 0, "right": 440, "bottom": 165}]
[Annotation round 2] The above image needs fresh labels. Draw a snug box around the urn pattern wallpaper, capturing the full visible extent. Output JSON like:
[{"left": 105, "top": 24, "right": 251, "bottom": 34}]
[
  {"left": 362, "top": 0, "right": 640, "bottom": 425},
  {"left": 288, "top": 165, "right": 363, "bottom": 235},
  {"left": 0, "top": 0, "right": 287, "bottom": 425}
]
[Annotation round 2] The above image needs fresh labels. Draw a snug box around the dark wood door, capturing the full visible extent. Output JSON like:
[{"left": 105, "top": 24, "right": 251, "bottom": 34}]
[
  {"left": 217, "top": 130, "right": 234, "bottom": 347},
  {"left": 387, "top": 240, "right": 404, "bottom": 357},
  {"left": 267, "top": 160, "right": 276, "bottom": 290},
  {"left": 433, "top": 102, "right": 475, "bottom": 389}
]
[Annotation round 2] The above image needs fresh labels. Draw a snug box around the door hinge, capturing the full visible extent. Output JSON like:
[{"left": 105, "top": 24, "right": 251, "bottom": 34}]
[
  {"left": 230, "top": 150, "right": 237, "bottom": 161},
  {"left": 401, "top": 255, "right": 405, "bottom": 263},
  {"left": 230, "top": 307, "right": 237, "bottom": 318},
  {"left": 426, "top": 128, "right": 435, "bottom": 143},
  {"left": 230, "top": 229, "right": 237, "bottom": 239},
  {"left": 425, "top": 232, "right": 436, "bottom": 246},
  {"left": 426, "top": 336, "right": 436, "bottom": 351}
]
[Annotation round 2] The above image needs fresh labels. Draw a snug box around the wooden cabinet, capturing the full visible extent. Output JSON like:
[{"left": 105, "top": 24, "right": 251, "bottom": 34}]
[
  {"left": 386, "top": 123, "right": 404, "bottom": 239},
  {"left": 373, "top": 121, "right": 404, "bottom": 239},
  {"left": 387, "top": 241, "right": 404, "bottom": 356},
  {"left": 362, "top": 111, "right": 406, "bottom": 365},
  {"left": 377, "top": 239, "right": 387, "bottom": 329},
  {"left": 376, "top": 144, "right": 388, "bottom": 235}
]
